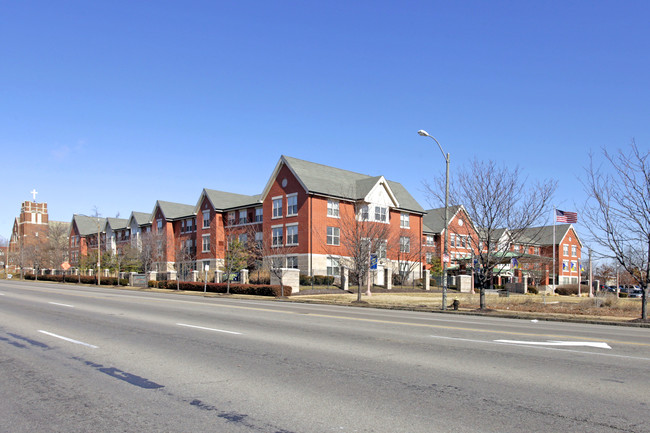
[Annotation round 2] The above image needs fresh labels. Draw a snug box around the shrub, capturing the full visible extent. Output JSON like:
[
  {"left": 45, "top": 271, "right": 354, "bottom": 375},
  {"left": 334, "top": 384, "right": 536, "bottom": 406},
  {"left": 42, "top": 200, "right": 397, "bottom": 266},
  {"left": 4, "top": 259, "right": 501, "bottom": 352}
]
[
  {"left": 300, "top": 274, "right": 313, "bottom": 285},
  {"left": 527, "top": 286, "right": 539, "bottom": 295},
  {"left": 147, "top": 280, "right": 289, "bottom": 296},
  {"left": 313, "top": 275, "right": 335, "bottom": 285},
  {"left": 555, "top": 284, "right": 580, "bottom": 296}
]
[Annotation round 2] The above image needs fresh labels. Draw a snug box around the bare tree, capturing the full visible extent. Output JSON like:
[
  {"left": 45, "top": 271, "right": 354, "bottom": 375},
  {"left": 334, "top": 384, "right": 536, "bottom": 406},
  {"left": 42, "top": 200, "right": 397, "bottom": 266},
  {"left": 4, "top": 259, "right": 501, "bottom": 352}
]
[
  {"left": 328, "top": 202, "right": 392, "bottom": 301},
  {"left": 582, "top": 140, "right": 649, "bottom": 320},
  {"left": 45, "top": 221, "right": 70, "bottom": 272},
  {"left": 425, "top": 158, "right": 556, "bottom": 309},
  {"left": 394, "top": 228, "right": 421, "bottom": 287},
  {"left": 173, "top": 238, "right": 195, "bottom": 290},
  {"left": 139, "top": 230, "right": 166, "bottom": 274}
]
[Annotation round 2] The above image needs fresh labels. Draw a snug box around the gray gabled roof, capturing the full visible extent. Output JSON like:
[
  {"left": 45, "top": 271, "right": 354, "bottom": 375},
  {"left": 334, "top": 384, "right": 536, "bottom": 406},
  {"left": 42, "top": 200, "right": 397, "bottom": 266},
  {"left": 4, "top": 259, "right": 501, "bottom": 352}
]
[
  {"left": 262, "top": 155, "right": 425, "bottom": 213},
  {"left": 517, "top": 224, "right": 581, "bottom": 247},
  {"left": 200, "top": 189, "right": 261, "bottom": 212},
  {"left": 104, "top": 217, "right": 129, "bottom": 231},
  {"left": 128, "top": 211, "right": 151, "bottom": 227},
  {"left": 71, "top": 214, "right": 104, "bottom": 236},
  {"left": 422, "top": 205, "right": 464, "bottom": 233},
  {"left": 152, "top": 200, "right": 195, "bottom": 221}
]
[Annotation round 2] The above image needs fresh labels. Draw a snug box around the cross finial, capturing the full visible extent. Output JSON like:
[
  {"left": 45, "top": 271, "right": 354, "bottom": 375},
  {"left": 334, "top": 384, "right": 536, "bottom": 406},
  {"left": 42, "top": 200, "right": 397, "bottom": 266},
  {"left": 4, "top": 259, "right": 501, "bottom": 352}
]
[{"left": 30, "top": 189, "right": 38, "bottom": 201}]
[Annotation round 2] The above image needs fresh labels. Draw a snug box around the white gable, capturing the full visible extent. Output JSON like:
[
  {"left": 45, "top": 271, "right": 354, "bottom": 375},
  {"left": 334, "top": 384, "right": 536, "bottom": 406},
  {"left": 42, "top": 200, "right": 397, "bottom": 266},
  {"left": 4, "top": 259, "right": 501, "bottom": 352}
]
[{"left": 364, "top": 178, "right": 399, "bottom": 208}]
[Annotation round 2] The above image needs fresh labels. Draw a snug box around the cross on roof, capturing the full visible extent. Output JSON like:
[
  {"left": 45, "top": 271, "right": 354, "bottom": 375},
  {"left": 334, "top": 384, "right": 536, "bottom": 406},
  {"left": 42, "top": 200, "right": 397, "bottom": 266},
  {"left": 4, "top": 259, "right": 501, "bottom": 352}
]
[{"left": 30, "top": 189, "right": 38, "bottom": 201}]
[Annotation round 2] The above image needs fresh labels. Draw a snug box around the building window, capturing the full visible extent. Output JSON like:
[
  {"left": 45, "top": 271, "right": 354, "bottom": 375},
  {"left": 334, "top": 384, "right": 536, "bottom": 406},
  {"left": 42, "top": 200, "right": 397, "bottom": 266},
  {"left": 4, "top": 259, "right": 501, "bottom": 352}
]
[
  {"left": 426, "top": 252, "right": 433, "bottom": 263},
  {"left": 327, "top": 199, "right": 340, "bottom": 218},
  {"left": 287, "top": 256, "right": 298, "bottom": 269},
  {"left": 272, "top": 226, "right": 283, "bottom": 247},
  {"left": 255, "top": 207, "right": 263, "bottom": 222},
  {"left": 287, "top": 194, "right": 298, "bottom": 216},
  {"left": 239, "top": 210, "right": 248, "bottom": 224},
  {"left": 327, "top": 226, "right": 340, "bottom": 246},
  {"left": 572, "top": 245, "right": 577, "bottom": 257},
  {"left": 286, "top": 224, "right": 298, "bottom": 245},
  {"left": 272, "top": 197, "right": 283, "bottom": 218},
  {"left": 360, "top": 205, "right": 369, "bottom": 221},
  {"left": 377, "top": 239, "right": 387, "bottom": 259},
  {"left": 513, "top": 244, "right": 520, "bottom": 252},
  {"left": 563, "top": 244, "right": 569, "bottom": 256},
  {"left": 202, "top": 235, "right": 210, "bottom": 252},
  {"left": 400, "top": 236, "right": 410, "bottom": 253},
  {"left": 426, "top": 235, "right": 434, "bottom": 246},
  {"left": 327, "top": 257, "right": 340, "bottom": 277},
  {"left": 255, "top": 231, "right": 263, "bottom": 248},
  {"left": 400, "top": 213, "right": 410, "bottom": 228},
  {"left": 227, "top": 212, "right": 235, "bottom": 226},
  {"left": 562, "top": 260, "right": 569, "bottom": 271},
  {"left": 239, "top": 233, "right": 248, "bottom": 244},
  {"left": 375, "top": 206, "right": 387, "bottom": 222},
  {"left": 450, "top": 235, "right": 455, "bottom": 247},
  {"left": 203, "top": 210, "right": 210, "bottom": 228},
  {"left": 157, "top": 219, "right": 163, "bottom": 232}
]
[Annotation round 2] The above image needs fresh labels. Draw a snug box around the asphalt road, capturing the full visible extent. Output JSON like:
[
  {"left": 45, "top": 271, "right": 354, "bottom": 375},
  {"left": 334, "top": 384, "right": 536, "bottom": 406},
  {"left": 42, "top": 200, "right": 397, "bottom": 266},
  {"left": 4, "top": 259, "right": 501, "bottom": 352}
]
[{"left": 1, "top": 280, "right": 649, "bottom": 433}]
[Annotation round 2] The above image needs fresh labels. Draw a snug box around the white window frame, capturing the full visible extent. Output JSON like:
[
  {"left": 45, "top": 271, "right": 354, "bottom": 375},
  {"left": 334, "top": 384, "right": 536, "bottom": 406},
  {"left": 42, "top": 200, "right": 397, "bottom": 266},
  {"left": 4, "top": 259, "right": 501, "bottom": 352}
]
[
  {"left": 360, "top": 205, "right": 369, "bottom": 221},
  {"left": 202, "top": 234, "right": 210, "bottom": 252},
  {"left": 286, "top": 193, "right": 298, "bottom": 217},
  {"left": 563, "top": 244, "right": 569, "bottom": 256},
  {"left": 327, "top": 199, "right": 340, "bottom": 218},
  {"left": 400, "top": 213, "right": 409, "bottom": 228},
  {"left": 255, "top": 207, "right": 263, "bottom": 222},
  {"left": 287, "top": 256, "right": 299, "bottom": 269},
  {"left": 327, "top": 256, "right": 340, "bottom": 277},
  {"left": 286, "top": 223, "right": 299, "bottom": 246},
  {"left": 426, "top": 235, "right": 434, "bottom": 246},
  {"left": 203, "top": 210, "right": 210, "bottom": 228},
  {"left": 272, "top": 225, "right": 283, "bottom": 247},
  {"left": 272, "top": 197, "right": 283, "bottom": 219},
  {"left": 327, "top": 226, "right": 340, "bottom": 246},
  {"left": 400, "top": 236, "right": 410, "bottom": 253},
  {"left": 239, "top": 210, "right": 248, "bottom": 224},
  {"left": 571, "top": 245, "right": 577, "bottom": 257},
  {"left": 374, "top": 206, "right": 387, "bottom": 223}
]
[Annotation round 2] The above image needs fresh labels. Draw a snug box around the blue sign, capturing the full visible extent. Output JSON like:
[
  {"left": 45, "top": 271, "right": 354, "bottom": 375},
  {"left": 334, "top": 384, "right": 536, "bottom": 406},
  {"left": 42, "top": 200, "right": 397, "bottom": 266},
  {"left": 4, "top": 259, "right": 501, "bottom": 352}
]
[{"left": 370, "top": 254, "right": 378, "bottom": 270}]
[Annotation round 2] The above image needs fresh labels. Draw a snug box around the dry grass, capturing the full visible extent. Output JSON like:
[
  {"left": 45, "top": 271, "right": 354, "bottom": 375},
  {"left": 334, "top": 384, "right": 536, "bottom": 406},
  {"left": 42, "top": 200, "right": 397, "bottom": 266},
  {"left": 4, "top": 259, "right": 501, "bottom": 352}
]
[{"left": 292, "top": 290, "right": 644, "bottom": 319}]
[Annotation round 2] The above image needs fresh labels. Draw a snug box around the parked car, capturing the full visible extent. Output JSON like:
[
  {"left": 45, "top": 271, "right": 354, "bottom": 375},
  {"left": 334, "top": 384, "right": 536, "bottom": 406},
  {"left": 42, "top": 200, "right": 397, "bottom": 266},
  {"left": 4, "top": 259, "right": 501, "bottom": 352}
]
[{"left": 628, "top": 288, "right": 643, "bottom": 298}]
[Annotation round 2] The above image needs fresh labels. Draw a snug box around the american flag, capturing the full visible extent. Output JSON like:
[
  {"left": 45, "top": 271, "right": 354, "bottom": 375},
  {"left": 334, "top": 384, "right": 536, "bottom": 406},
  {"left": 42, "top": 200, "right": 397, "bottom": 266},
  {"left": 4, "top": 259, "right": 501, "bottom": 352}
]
[{"left": 556, "top": 209, "right": 578, "bottom": 223}]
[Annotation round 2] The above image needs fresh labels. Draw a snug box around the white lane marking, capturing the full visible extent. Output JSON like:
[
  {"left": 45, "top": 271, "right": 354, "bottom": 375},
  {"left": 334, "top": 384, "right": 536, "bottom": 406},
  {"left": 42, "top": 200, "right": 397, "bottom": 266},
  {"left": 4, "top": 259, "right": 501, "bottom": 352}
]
[
  {"left": 495, "top": 340, "right": 612, "bottom": 349},
  {"left": 176, "top": 323, "right": 242, "bottom": 335},
  {"left": 430, "top": 335, "right": 650, "bottom": 361},
  {"left": 38, "top": 330, "right": 98, "bottom": 348},
  {"left": 0, "top": 293, "right": 5, "bottom": 295},
  {"left": 48, "top": 302, "right": 74, "bottom": 308}
]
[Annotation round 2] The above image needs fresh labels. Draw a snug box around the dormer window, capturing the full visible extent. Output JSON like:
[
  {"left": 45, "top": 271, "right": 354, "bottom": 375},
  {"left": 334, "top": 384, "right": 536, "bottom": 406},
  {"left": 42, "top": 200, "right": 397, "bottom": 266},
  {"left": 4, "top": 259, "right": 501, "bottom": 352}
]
[{"left": 375, "top": 206, "right": 387, "bottom": 222}]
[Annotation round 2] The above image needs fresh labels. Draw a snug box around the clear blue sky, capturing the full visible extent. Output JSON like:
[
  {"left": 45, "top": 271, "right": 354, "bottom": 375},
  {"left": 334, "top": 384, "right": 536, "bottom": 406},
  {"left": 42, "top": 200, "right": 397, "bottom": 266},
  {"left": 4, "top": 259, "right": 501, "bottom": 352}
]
[{"left": 2, "top": 1, "right": 648, "bottom": 242}]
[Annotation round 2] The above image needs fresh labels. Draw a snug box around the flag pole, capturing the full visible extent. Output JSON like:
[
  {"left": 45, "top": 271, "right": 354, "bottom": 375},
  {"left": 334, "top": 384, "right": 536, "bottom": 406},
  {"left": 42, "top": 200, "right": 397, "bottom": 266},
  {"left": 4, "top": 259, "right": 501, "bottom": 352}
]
[{"left": 552, "top": 207, "right": 556, "bottom": 293}]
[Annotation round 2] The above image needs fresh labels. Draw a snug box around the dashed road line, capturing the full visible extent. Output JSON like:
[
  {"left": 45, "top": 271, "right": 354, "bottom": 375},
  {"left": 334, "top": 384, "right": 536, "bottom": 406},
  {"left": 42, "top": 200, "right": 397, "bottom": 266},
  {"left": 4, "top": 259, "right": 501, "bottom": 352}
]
[
  {"left": 177, "top": 323, "right": 242, "bottom": 335},
  {"left": 38, "top": 330, "right": 98, "bottom": 348}
]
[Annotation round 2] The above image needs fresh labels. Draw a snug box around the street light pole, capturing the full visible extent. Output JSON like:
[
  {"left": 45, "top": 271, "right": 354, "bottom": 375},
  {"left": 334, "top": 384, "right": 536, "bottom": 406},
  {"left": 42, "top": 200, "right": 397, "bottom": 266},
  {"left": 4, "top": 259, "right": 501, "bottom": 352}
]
[{"left": 418, "top": 130, "right": 450, "bottom": 310}]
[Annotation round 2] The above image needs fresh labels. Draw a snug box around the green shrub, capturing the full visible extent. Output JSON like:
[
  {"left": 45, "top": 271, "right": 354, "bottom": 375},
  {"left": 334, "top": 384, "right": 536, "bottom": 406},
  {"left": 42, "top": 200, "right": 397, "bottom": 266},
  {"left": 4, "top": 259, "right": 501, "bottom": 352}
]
[
  {"left": 313, "top": 275, "right": 334, "bottom": 285},
  {"left": 527, "top": 286, "right": 539, "bottom": 295}
]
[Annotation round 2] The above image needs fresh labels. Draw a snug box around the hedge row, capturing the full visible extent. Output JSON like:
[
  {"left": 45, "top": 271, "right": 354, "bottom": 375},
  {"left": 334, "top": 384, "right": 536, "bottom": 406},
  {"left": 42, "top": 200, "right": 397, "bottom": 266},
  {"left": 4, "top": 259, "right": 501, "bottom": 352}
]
[
  {"left": 148, "top": 280, "right": 291, "bottom": 297},
  {"left": 24, "top": 273, "right": 129, "bottom": 286},
  {"left": 299, "top": 274, "right": 335, "bottom": 285}
]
